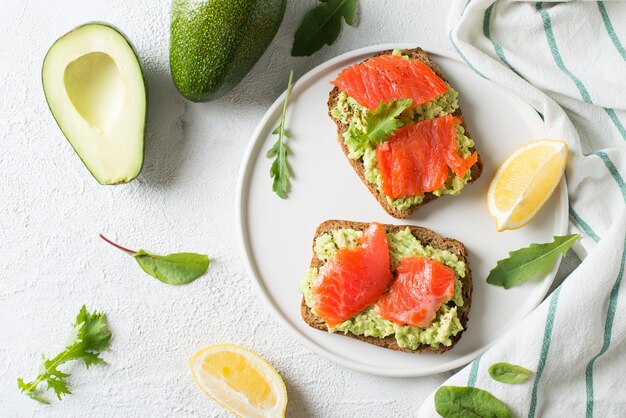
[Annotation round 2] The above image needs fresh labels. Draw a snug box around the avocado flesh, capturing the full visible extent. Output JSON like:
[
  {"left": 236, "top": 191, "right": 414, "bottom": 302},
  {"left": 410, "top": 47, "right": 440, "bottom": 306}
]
[
  {"left": 170, "top": 0, "right": 286, "bottom": 102},
  {"left": 42, "top": 23, "right": 146, "bottom": 184}
]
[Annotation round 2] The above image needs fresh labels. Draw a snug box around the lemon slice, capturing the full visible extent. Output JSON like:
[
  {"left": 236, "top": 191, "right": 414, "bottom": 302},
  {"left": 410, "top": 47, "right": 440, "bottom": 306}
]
[
  {"left": 189, "top": 344, "right": 287, "bottom": 418},
  {"left": 488, "top": 139, "right": 568, "bottom": 231}
]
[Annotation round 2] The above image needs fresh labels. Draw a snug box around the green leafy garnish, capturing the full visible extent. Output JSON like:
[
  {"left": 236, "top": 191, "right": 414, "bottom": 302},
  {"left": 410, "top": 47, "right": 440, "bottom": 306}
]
[
  {"left": 345, "top": 98, "right": 413, "bottom": 156},
  {"left": 489, "top": 362, "right": 533, "bottom": 384},
  {"left": 18, "top": 306, "right": 111, "bottom": 404},
  {"left": 435, "top": 386, "right": 512, "bottom": 418},
  {"left": 266, "top": 70, "right": 294, "bottom": 198},
  {"left": 292, "top": 0, "right": 358, "bottom": 57},
  {"left": 487, "top": 234, "right": 579, "bottom": 289},
  {"left": 100, "top": 234, "right": 210, "bottom": 285}
]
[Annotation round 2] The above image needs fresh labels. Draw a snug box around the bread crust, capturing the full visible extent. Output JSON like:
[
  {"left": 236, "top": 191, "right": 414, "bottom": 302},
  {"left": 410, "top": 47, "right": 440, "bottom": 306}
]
[
  {"left": 328, "top": 47, "right": 484, "bottom": 218},
  {"left": 301, "top": 220, "right": 472, "bottom": 354}
]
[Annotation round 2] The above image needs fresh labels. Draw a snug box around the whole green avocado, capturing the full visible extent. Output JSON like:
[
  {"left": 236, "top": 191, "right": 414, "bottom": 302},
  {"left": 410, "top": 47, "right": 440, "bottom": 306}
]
[{"left": 170, "top": 0, "right": 287, "bottom": 102}]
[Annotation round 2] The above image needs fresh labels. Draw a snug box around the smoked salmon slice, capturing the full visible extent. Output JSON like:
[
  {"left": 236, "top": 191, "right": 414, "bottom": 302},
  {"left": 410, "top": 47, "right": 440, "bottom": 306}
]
[
  {"left": 312, "top": 223, "right": 392, "bottom": 328},
  {"left": 374, "top": 256, "right": 455, "bottom": 328},
  {"left": 331, "top": 54, "right": 449, "bottom": 111},
  {"left": 376, "top": 115, "right": 478, "bottom": 199}
]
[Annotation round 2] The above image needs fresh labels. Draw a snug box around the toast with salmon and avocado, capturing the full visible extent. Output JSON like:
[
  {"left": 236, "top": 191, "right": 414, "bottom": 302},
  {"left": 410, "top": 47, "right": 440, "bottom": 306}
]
[
  {"left": 300, "top": 220, "right": 472, "bottom": 353},
  {"left": 328, "top": 48, "right": 483, "bottom": 218}
]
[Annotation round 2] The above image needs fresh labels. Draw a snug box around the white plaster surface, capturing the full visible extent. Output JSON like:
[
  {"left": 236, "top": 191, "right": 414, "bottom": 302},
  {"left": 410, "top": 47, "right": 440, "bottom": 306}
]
[{"left": 0, "top": 1, "right": 578, "bottom": 417}]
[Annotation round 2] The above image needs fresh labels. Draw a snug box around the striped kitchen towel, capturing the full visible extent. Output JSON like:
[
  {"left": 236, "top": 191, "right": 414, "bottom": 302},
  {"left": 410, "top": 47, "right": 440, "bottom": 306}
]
[{"left": 419, "top": 1, "right": 626, "bottom": 417}]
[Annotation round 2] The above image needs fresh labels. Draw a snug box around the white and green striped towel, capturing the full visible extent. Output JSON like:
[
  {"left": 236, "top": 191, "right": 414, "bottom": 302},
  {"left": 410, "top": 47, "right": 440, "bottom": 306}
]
[{"left": 419, "top": 1, "right": 626, "bottom": 416}]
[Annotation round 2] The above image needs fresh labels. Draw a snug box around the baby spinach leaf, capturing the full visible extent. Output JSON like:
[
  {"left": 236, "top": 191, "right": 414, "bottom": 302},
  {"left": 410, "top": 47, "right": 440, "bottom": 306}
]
[
  {"left": 100, "top": 234, "right": 210, "bottom": 285},
  {"left": 435, "top": 386, "right": 512, "bottom": 418},
  {"left": 489, "top": 362, "right": 533, "bottom": 384},
  {"left": 487, "top": 234, "right": 579, "bottom": 289},
  {"left": 292, "top": 0, "right": 358, "bottom": 57},
  {"left": 134, "top": 250, "right": 210, "bottom": 285}
]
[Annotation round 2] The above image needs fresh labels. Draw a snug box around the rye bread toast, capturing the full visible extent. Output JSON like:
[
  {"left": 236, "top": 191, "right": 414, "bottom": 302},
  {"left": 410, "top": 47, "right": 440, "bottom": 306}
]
[
  {"left": 301, "top": 220, "right": 472, "bottom": 354},
  {"left": 328, "top": 48, "right": 483, "bottom": 219}
]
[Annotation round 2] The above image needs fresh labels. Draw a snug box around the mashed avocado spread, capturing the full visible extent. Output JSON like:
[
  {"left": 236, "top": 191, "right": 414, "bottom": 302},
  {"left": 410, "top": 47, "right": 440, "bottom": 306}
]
[
  {"left": 300, "top": 228, "right": 465, "bottom": 349},
  {"left": 330, "top": 50, "right": 475, "bottom": 211}
]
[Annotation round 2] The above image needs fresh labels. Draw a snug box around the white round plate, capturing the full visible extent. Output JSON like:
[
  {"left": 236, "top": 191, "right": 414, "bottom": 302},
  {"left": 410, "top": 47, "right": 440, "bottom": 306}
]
[{"left": 237, "top": 44, "right": 567, "bottom": 377}]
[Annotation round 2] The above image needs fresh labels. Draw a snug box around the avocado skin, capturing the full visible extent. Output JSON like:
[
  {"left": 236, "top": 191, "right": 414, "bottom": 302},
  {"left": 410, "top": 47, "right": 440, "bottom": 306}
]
[{"left": 170, "top": 0, "right": 286, "bottom": 102}]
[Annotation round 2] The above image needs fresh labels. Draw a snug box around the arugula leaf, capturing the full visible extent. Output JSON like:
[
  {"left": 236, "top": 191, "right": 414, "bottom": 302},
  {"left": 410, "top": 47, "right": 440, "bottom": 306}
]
[
  {"left": 266, "top": 70, "right": 294, "bottom": 198},
  {"left": 435, "top": 386, "right": 512, "bottom": 418},
  {"left": 100, "top": 234, "right": 210, "bottom": 285},
  {"left": 292, "top": 0, "right": 358, "bottom": 57},
  {"left": 18, "top": 306, "right": 111, "bottom": 403},
  {"left": 489, "top": 362, "right": 533, "bottom": 384},
  {"left": 344, "top": 99, "right": 412, "bottom": 157},
  {"left": 487, "top": 234, "right": 579, "bottom": 289}
]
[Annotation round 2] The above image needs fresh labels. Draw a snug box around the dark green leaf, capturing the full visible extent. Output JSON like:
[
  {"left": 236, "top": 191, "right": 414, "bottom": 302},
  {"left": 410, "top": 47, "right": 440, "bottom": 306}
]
[
  {"left": 267, "top": 70, "right": 294, "bottom": 198},
  {"left": 134, "top": 250, "right": 210, "bottom": 285},
  {"left": 487, "top": 234, "right": 579, "bottom": 289},
  {"left": 292, "top": 0, "right": 358, "bottom": 57},
  {"left": 489, "top": 362, "right": 533, "bottom": 384},
  {"left": 435, "top": 386, "right": 512, "bottom": 418},
  {"left": 18, "top": 306, "right": 111, "bottom": 403},
  {"left": 324, "top": 0, "right": 358, "bottom": 25}
]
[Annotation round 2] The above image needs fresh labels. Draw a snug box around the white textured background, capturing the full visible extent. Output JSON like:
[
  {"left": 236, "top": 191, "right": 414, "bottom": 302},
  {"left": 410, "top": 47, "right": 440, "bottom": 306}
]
[{"left": 0, "top": 1, "right": 578, "bottom": 417}]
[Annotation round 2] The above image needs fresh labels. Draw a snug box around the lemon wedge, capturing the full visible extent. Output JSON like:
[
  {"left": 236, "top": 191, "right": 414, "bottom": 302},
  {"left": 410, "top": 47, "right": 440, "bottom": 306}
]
[
  {"left": 488, "top": 139, "right": 568, "bottom": 231},
  {"left": 189, "top": 344, "right": 287, "bottom": 418}
]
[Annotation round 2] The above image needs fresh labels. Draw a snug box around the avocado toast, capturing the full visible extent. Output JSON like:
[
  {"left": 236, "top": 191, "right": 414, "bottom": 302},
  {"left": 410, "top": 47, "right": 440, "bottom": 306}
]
[
  {"left": 300, "top": 220, "right": 472, "bottom": 353},
  {"left": 328, "top": 48, "right": 483, "bottom": 218}
]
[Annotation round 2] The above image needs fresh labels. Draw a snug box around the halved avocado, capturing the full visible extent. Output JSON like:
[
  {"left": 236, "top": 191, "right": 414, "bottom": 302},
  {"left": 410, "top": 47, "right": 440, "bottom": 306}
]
[{"left": 42, "top": 23, "right": 146, "bottom": 184}]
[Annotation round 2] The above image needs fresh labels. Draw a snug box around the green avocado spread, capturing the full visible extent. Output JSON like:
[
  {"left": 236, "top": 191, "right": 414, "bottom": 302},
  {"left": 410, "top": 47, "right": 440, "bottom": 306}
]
[
  {"left": 300, "top": 228, "right": 465, "bottom": 349},
  {"left": 330, "top": 50, "right": 475, "bottom": 211}
]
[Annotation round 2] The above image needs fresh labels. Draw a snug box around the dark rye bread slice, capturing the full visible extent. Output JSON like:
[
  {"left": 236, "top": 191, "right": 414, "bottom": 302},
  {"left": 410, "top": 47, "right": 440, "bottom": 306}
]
[
  {"left": 328, "top": 47, "right": 483, "bottom": 219},
  {"left": 301, "top": 220, "right": 472, "bottom": 354}
]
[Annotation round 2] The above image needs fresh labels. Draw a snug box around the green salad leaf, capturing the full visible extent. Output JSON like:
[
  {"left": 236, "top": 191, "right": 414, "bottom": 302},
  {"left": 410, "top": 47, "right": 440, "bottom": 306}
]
[
  {"left": 489, "top": 362, "right": 533, "bottom": 384},
  {"left": 435, "top": 386, "right": 512, "bottom": 418},
  {"left": 361, "top": 98, "right": 413, "bottom": 144},
  {"left": 292, "top": 0, "right": 358, "bottom": 57},
  {"left": 134, "top": 250, "right": 210, "bottom": 285},
  {"left": 100, "top": 234, "right": 210, "bottom": 285},
  {"left": 266, "top": 70, "right": 294, "bottom": 198},
  {"left": 344, "top": 98, "right": 413, "bottom": 155},
  {"left": 18, "top": 306, "right": 111, "bottom": 403},
  {"left": 487, "top": 234, "right": 579, "bottom": 289}
]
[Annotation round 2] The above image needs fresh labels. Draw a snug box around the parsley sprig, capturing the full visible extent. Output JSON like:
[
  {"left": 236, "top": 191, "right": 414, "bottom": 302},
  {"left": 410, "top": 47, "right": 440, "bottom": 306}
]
[
  {"left": 18, "top": 306, "right": 111, "bottom": 403},
  {"left": 344, "top": 98, "right": 413, "bottom": 158},
  {"left": 266, "top": 70, "right": 294, "bottom": 198}
]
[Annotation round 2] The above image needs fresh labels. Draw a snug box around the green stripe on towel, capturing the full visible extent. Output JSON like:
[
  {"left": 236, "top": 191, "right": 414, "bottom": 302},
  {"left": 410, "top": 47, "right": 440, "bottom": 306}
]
[
  {"left": 597, "top": 2, "right": 626, "bottom": 60},
  {"left": 467, "top": 355, "right": 482, "bottom": 387},
  {"left": 569, "top": 207, "right": 601, "bottom": 243},
  {"left": 483, "top": 3, "right": 522, "bottom": 78},
  {"left": 448, "top": 30, "right": 488, "bottom": 79},
  {"left": 536, "top": 2, "right": 626, "bottom": 141},
  {"left": 536, "top": 2, "right": 591, "bottom": 102},
  {"left": 590, "top": 151, "right": 626, "bottom": 201},
  {"left": 603, "top": 108, "right": 626, "bottom": 141},
  {"left": 585, "top": 236, "right": 626, "bottom": 417},
  {"left": 528, "top": 286, "right": 562, "bottom": 418}
]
